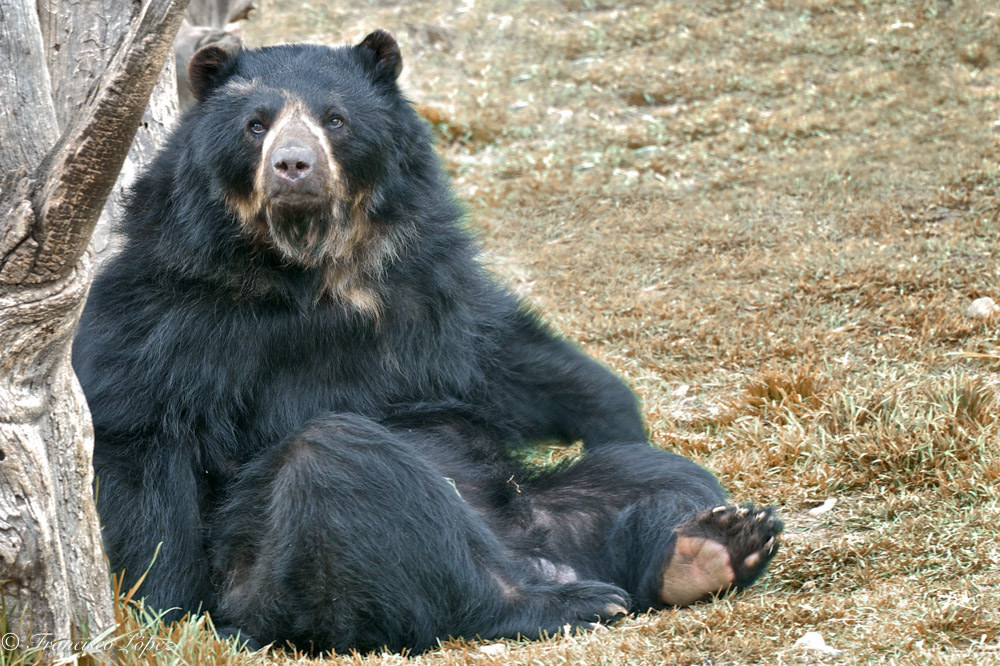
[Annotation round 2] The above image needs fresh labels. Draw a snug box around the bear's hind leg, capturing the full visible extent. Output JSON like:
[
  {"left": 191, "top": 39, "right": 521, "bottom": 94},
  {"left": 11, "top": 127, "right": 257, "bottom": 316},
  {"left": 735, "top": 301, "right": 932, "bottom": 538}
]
[
  {"left": 511, "top": 444, "right": 782, "bottom": 610},
  {"left": 210, "top": 413, "right": 629, "bottom": 653}
]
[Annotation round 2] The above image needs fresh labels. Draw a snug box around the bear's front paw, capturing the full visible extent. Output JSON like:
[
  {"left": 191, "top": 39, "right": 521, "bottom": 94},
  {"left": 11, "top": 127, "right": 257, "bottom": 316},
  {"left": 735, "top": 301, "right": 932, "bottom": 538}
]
[{"left": 535, "top": 580, "right": 630, "bottom": 636}]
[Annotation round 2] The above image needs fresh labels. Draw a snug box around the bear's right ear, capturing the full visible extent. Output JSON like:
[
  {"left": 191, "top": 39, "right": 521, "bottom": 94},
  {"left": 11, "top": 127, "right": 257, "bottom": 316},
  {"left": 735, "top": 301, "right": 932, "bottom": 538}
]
[{"left": 187, "top": 40, "right": 242, "bottom": 102}]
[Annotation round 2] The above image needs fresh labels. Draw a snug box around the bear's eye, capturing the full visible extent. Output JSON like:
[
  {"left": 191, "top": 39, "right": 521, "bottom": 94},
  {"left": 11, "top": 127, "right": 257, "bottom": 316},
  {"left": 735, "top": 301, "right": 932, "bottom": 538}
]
[
  {"left": 248, "top": 121, "right": 267, "bottom": 136},
  {"left": 326, "top": 116, "right": 345, "bottom": 130}
]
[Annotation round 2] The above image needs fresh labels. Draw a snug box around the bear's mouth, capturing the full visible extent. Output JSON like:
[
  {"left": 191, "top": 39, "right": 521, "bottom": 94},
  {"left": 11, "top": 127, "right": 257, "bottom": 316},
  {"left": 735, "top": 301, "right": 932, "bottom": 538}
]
[
  {"left": 268, "top": 192, "right": 329, "bottom": 214},
  {"left": 263, "top": 202, "right": 352, "bottom": 266},
  {"left": 227, "top": 176, "right": 395, "bottom": 314}
]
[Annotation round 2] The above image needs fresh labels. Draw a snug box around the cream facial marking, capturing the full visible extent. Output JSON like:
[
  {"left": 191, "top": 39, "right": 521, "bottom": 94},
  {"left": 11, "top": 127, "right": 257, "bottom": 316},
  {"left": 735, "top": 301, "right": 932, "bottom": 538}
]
[
  {"left": 251, "top": 97, "right": 340, "bottom": 202},
  {"left": 223, "top": 93, "right": 409, "bottom": 316}
]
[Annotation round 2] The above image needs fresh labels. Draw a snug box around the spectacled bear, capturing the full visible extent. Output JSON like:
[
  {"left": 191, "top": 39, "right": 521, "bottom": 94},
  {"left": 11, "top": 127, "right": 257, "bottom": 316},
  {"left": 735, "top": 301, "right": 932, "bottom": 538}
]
[{"left": 72, "top": 30, "right": 782, "bottom": 653}]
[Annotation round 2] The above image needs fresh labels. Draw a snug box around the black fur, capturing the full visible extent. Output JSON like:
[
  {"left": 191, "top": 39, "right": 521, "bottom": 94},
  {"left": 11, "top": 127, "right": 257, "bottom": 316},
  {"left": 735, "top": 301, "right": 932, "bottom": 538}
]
[{"left": 73, "top": 35, "right": 779, "bottom": 654}]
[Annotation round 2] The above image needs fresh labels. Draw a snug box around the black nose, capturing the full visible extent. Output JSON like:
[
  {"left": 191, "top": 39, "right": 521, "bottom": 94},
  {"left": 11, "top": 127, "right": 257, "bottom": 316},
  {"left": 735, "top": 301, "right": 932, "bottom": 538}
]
[{"left": 272, "top": 144, "right": 315, "bottom": 182}]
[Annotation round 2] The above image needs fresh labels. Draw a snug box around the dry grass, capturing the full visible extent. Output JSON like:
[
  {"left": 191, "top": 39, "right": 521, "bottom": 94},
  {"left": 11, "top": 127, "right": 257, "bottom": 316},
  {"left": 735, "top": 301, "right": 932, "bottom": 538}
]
[{"left": 13, "top": 0, "right": 1000, "bottom": 663}]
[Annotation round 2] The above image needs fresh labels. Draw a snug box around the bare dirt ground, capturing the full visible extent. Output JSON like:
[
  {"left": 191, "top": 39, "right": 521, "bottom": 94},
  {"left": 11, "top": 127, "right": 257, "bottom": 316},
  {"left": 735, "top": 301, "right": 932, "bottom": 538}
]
[{"left": 69, "top": 2, "right": 1000, "bottom": 665}]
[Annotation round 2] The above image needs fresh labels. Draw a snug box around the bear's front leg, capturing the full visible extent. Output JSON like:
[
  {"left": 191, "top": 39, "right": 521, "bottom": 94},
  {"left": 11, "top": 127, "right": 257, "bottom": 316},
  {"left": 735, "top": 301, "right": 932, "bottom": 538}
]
[
  {"left": 93, "top": 439, "right": 215, "bottom": 622},
  {"left": 487, "top": 309, "right": 647, "bottom": 449}
]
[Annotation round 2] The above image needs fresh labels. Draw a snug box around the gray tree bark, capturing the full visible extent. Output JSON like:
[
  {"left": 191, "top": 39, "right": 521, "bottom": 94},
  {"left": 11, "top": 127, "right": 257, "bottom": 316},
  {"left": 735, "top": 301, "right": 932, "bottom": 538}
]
[
  {"left": 0, "top": 0, "right": 188, "bottom": 650},
  {"left": 35, "top": 0, "right": 184, "bottom": 264}
]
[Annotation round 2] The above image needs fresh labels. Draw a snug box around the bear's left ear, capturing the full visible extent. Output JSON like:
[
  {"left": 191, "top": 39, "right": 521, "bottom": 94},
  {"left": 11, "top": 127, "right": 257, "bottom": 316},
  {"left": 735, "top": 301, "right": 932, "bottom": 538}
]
[
  {"left": 356, "top": 30, "right": 403, "bottom": 81},
  {"left": 187, "top": 38, "right": 243, "bottom": 102}
]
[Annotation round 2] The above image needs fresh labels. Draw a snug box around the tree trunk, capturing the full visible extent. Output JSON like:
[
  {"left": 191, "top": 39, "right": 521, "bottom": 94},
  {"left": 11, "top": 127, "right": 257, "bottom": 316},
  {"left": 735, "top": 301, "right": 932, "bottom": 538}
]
[
  {"left": 0, "top": 0, "right": 188, "bottom": 651},
  {"left": 93, "top": 57, "right": 180, "bottom": 264},
  {"left": 35, "top": 0, "right": 184, "bottom": 265}
]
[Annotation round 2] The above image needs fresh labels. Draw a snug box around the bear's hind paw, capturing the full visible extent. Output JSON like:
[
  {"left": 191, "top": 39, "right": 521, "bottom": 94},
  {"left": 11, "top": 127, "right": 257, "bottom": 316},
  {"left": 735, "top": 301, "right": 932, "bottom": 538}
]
[{"left": 659, "top": 504, "right": 782, "bottom": 606}]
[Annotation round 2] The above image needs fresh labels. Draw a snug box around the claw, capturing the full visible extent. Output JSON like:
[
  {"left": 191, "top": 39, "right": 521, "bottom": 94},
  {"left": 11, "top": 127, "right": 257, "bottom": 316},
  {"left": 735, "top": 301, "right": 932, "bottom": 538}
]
[{"left": 605, "top": 603, "right": 629, "bottom": 617}]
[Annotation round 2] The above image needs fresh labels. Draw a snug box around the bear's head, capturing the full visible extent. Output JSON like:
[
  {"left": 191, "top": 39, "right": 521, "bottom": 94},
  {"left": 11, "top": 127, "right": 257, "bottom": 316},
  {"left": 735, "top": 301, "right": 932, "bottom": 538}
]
[{"left": 182, "top": 31, "right": 417, "bottom": 312}]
